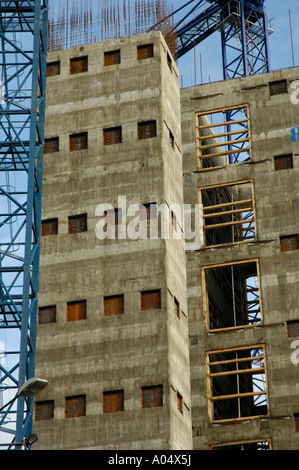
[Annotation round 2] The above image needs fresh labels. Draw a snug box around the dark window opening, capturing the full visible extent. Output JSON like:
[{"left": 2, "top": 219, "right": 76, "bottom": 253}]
[
  {"left": 142, "top": 385, "right": 163, "bottom": 409},
  {"left": 67, "top": 300, "right": 86, "bottom": 322},
  {"left": 68, "top": 214, "right": 87, "bottom": 234},
  {"left": 274, "top": 154, "right": 293, "bottom": 171},
  {"left": 169, "top": 129, "right": 175, "bottom": 149},
  {"left": 141, "top": 289, "right": 161, "bottom": 311},
  {"left": 269, "top": 79, "right": 288, "bottom": 96},
  {"left": 177, "top": 392, "right": 183, "bottom": 414},
  {"left": 137, "top": 43, "right": 154, "bottom": 60},
  {"left": 287, "top": 320, "right": 299, "bottom": 338},
  {"left": 167, "top": 52, "right": 172, "bottom": 71},
  {"left": 174, "top": 297, "right": 180, "bottom": 319},
  {"left": 104, "top": 49, "right": 121, "bottom": 66},
  {"left": 103, "top": 126, "right": 122, "bottom": 145},
  {"left": 35, "top": 401, "right": 54, "bottom": 421},
  {"left": 41, "top": 218, "right": 58, "bottom": 236},
  {"left": 203, "top": 260, "right": 261, "bottom": 330},
  {"left": 38, "top": 305, "right": 56, "bottom": 325},
  {"left": 65, "top": 395, "right": 86, "bottom": 418},
  {"left": 44, "top": 137, "right": 59, "bottom": 154},
  {"left": 69, "top": 132, "right": 88, "bottom": 151},
  {"left": 70, "top": 56, "right": 88, "bottom": 74},
  {"left": 138, "top": 120, "right": 156, "bottom": 140},
  {"left": 103, "top": 390, "right": 124, "bottom": 413},
  {"left": 280, "top": 234, "right": 299, "bottom": 252},
  {"left": 104, "top": 294, "right": 124, "bottom": 316},
  {"left": 46, "top": 61, "right": 60, "bottom": 77}
]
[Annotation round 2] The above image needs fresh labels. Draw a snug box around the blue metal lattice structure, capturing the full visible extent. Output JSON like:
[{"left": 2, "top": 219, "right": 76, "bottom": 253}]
[
  {"left": 0, "top": 0, "right": 48, "bottom": 448},
  {"left": 173, "top": 0, "right": 271, "bottom": 79}
]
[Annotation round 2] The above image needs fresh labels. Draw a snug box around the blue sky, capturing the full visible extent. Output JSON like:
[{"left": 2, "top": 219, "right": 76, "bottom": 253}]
[{"left": 176, "top": 0, "right": 299, "bottom": 86}]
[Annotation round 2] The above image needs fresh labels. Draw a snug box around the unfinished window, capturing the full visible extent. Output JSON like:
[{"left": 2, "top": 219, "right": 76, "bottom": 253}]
[
  {"left": 174, "top": 297, "right": 180, "bottom": 319},
  {"left": 35, "top": 401, "right": 54, "bottom": 421},
  {"left": 142, "top": 385, "right": 163, "bottom": 409},
  {"left": 103, "top": 390, "right": 124, "bottom": 413},
  {"left": 274, "top": 154, "right": 293, "bottom": 171},
  {"left": 44, "top": 137, "right": 59, "bottom": 154},
  {"left": 200, "top": 181, "right": 255, "bottom": 247},
  {"left": 295, "top": 414, "right": 299, "bottom": 432},
  {"left": 196, "top": 105, "right": 250, "bottom": 168},
  {"left": 171, "top": 211, "right": 177, "bottom": 231},
  {"left": 138, "top": 120, "right": 156, "bottom": 140},
  {"left": 207, "top": 345, "right": 268, "bottom": 422},
  {"left": 70, "top": 56, "right": 88, "bottom": 74},
  {"left": 103, "top": 126, "right": 122, "bottom": 146},
  {"left": 211, "top": 440, "right": 270, "bottom": 450},
  {"left": 280, "top": 234, "right": 299, "bottom": 252},
  {"left": 177, "top": 392, "right": 183, "bottom": 414},
  {"left": 287, "top": 320, "right": 299, "bottom": 338},
  {"left": 141, "top": 289, "right": 161, "bottom": 311},
  {"left": 104, "top": 49, "right": 121, "bottom": 66},
  {"left": 167, "top": 52, "right": 172, "bottom": 71},
  {"left": 169, "top": 129, "right": 175, "bottom": 149},
  {"left": 38, "top": 305, "right": 56, "bottom": 325},
  {"left": 104, "top": 294, "right": 124, "bottom": 316},
  {"left": 67, "top": 300, "right": 86, "bottom": 322},
  {"left": 137, "top": 43, "right": 154, "bottom": 60},
  {"left": 46, "top": 60, "right": 60, "bottom": 77},
  {"left": 41, "top": 218, "right": 58, "bottom": 236},
  {"left": 139, "top": 203, "right": 157, "bottom": 221},
  {"left": 202, "top": 260, "right": 261, "bottom": 331},
  {"left": 269, "top": 79, "right": 288, "bottom": 96},
  {"left": 69, "top": 132, "right": 88, "bottom": 151},
  {"left": 65, "top": 395, "right": 86, "bottom": 418},
  {"left": 68, "top": 214, "right": 87, "bottom": 234}
]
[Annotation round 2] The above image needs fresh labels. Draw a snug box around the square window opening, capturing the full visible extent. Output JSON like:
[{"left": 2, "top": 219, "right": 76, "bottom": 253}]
[
  {"left": 38, "top": 305, "right": 56, "bottom": 325},
  {"left": 65, "top": 395, "right": 86, "bottom": 418},
  {"left": 41, "top": 218, "right": 58, "bottom": 236},
  {"left": 103, "top": 126, "right": 122, "bottom": 145},
  {"left": 68, "top": 214, "right": 87, "bottom": 234},
  {"left": 137, "top": 43, "right": 154, "bottom": 60},
  {"left": 69, "top": 132, "right": 88, "bottom": 151},
  {"left": 142, "top": 385, "right": 163, "bottom": 409},
  {"left": 141, "top": 289, "right": 161, "bottom": 311},
  {"left": 70, "top": 56, "right": 88, "bottom": 74},
  {"left": 67, "top": 300, "right": 86, "bottom": 322},
  {"left": 274, "top": 154, "right": 293, "bottom": 171},
  {"left": 104, "top": 294, "right": 124, "bottom": 316},
  {"left": 44, "top": 137, "right": 59, "bottom": 154},
  {"left": 104, "top": 49, "right": 121, "bottom": 66},
  {"left": 103, "top": 390, "right": 124, "bottom": 413},
  {"left": 138, "top": 121, "right": 156, "bottom": 140}
]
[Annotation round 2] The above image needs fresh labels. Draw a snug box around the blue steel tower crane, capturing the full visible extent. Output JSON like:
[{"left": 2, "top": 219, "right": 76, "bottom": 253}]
[
  {"left": 163, "top": 0, "right": 271, "bottom": 79},
  {"left": 0, "top": 1, "right": 48, "bottom": 448}
]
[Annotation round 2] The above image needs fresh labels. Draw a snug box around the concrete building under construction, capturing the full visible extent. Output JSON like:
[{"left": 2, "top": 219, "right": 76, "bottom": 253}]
[{"left": 31, "top": 3, "right": 299, "bottom": 451}]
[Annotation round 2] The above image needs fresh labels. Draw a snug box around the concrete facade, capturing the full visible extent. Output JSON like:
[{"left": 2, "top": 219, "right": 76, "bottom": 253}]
[
  {"left": 33, "top": 31, "right": 192, "bottom": 450},
  {"left": 33, "top": 30, "right": 299, "bottom": 450},
  {"left": 181, "top": 67, "right": 299, "bottom": 450}
]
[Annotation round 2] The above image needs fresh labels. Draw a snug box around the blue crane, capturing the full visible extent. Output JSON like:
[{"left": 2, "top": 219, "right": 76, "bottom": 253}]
[{"left": 0, "top": 1, "right": 48, "bottom": 448}]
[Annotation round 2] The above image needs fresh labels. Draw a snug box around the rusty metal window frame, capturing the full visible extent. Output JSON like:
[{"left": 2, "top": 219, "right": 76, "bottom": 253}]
[
  {"left": 274, "top": 154, "right": 293, "bottom": 171},
  {"left": 38, "top": 305, "right": 56, "bottom": 325},
  {"left": 269, "top": 79, "right": 288, "bottom": 96},
  {"left": 137, "top": 120, "right": 157, "bottom": 140},
  {"left": 280, "top": 234, "right": 299, "bottom": 252},
  {"left": 41, "top": 218, "right": 58, "bottom": 236},
  {"left": 68, "top": 213, "right": 87, "bottom": 234},
  {"left": 206, "top": 345, "right": 268, "bottom": 423},
  {"left": 140, "top": 289, "right": 161, "bottom": 311},
  {"left": 66, "top": 300, "right": 87, "bottom": 322},
  {"left": 287, "top": 320, "right": 299, "bottom": 338},
  {"left": 137, "top": 43, "right": 154, "bottom": 60},
  {"left": 46, "top": 60, "right": 60, "bottom": 77},
  {"left": 103, "top": 126, "right": 122, "bottom": 146},
  {"left": 44, "top": 136, "right": 59, "bottom": 154},
  {"left": 195, "top": 105, "right": 251, "bottom": 169},
  {"left": 70, "top": 55, "right": 88, "bottom": 74},
  {"left": 202, "top": 259, "right": 262, "bottom": 332},
  {"left": 104, "top": 294, "right": 124, "bottom": 316},
  {"left": 103, "top": 390, "right": 124, "bottom": 413},
  {"left": 141, "top": 385, "right": 163, "bottom": 409},
  {"left": 104, "top": 49, "right": 121, "bottom": 66},
  {"left": 69, "top": 132, "right": 88, "bottom": 152},
  {"left": 199, "top": 180, "right": 256, "bottom": 248},
  {"left": 65, "top": 395, "right": 86, "bottom": 419},
  {"left": 35, "top": 400, "right": 54, "bottom": 421}
]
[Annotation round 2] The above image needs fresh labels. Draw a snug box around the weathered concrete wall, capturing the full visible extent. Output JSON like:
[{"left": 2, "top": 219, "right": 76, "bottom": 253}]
[
  {"left": 33, "top": 31, "right": 192, "bottom": 450},
  {"left": 181, "top": 67, "right": 299, "bottom": 449}
]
